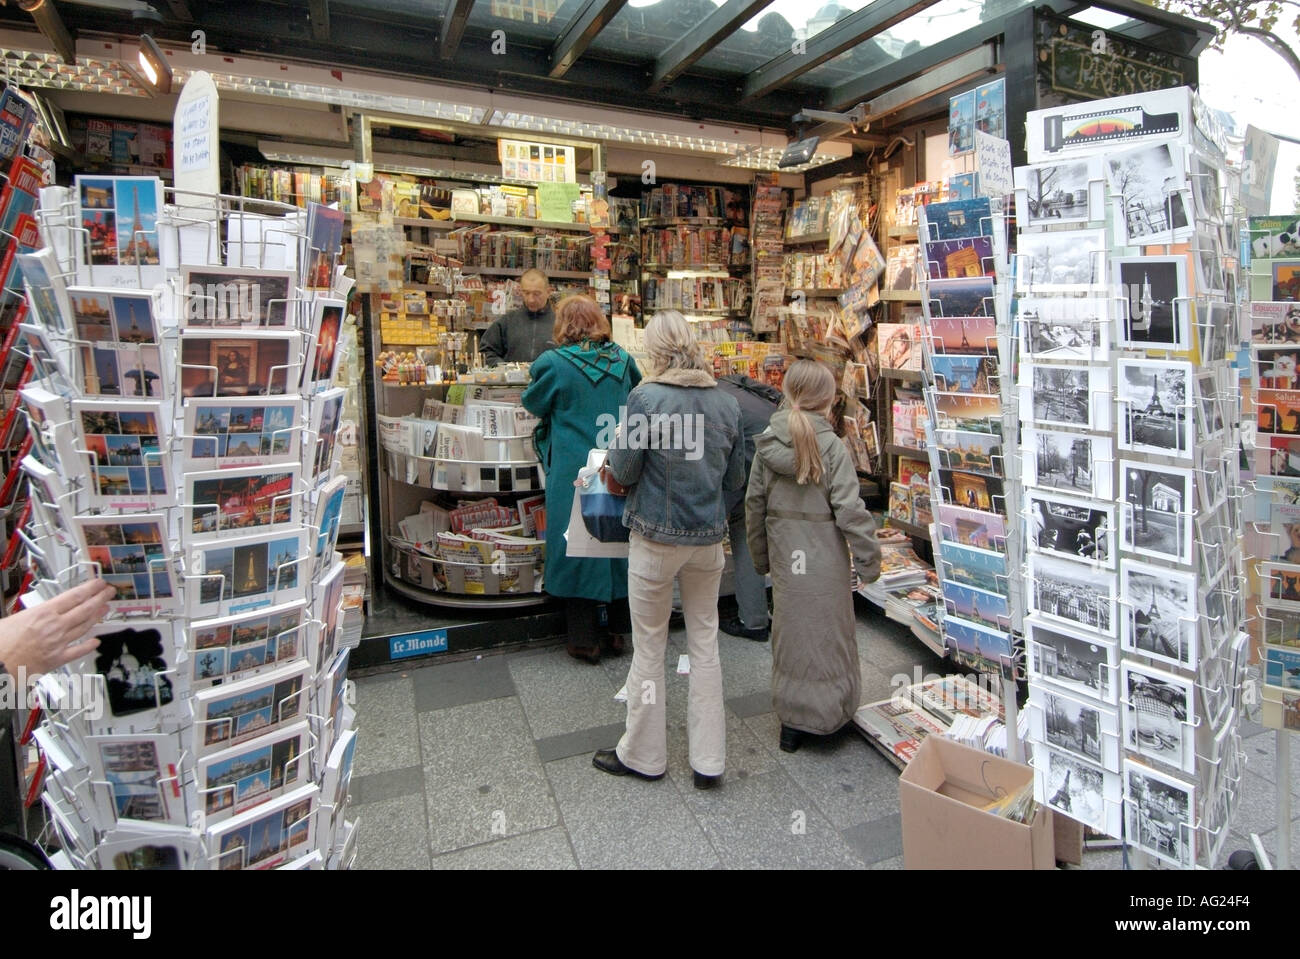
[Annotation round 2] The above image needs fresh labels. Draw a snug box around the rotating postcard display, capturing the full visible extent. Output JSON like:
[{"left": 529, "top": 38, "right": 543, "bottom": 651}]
[
  {"left": 1246, "top": 215, "right": 1300, "bottom": 735},
  {"left": 14, "top": 178, "right": 359, "bottom": 870},
  {"left": 918, "top": 195, "right": 1023, "bottom": 694},
  {"left": 1016, "top": 87, "right": 1246, "bottom": 869}
]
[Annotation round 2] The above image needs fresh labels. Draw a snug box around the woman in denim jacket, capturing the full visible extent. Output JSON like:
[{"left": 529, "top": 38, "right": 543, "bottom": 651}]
[{"left": 594, "top": 311, "right": 745, "bottom": 790}]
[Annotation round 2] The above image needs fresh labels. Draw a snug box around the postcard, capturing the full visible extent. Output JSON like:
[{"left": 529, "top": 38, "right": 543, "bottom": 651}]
[
  {"left": 1027, "top": 553, "right": 1117, "bottom": 638},
  {"left": 184, "top": 464, "right": 301, "bottom": 542},
  {"left": 1121, "top": 663, "right": 1196, "bottom": 775},
  {"left": 1025, "top": 613, "right": 1118, "bottom": 703},
  {"left": 86, "top": 733, "right": 186, "bottom": 826},
  {"left": 1034, "top": 742, "right": 1122, "bottom": 837},
  {"left": 974, "top": 77, "right": 1005, "bottom": 138},
  {"left": 1192, "top": 233, "right": 1226, "bottom": 295},
  {"left": 920, "top": 197, "right": 992, "bottom": 240},
  {"left": 924, "top": 236, "right": 994, "bottom": 280},
  {"left": 937, "top": 468, "right": 1005, "bottom": 515},
  {"left": 1104, "top": 142, "right": 1192, "bottom": 246},
  {"left": 1193, "top": 370, "right": 1226, "bottom": 441},
  {"left": 877, "top": 323, "right": 922, "bottom": 371},
  {"left": 933, "top": 428, "right": 1004, "bottom": 477},
  {"left": 188, "top": 526, "right": 311, "bottom": 620},
  {"left": 1188, "top": 155, "right": 1223, "bottom": 224},
  {"left": 1017, "top": 292, "right": 1111, "bottom": 359},
  {"left": 302, "top": 298, "right": 345, "bottom": 392},
  {"left": 71, "top": 399, "right": 172, "bottom": 510},
  {"left": 927, "top": 275, "right": 995, "bottom": 317},
  {"left": 1270, "top": 259, "right": 1300, "bottom": 302},
  {"left": 76, "top": 340, "right": 167, "bottom": 400},
  {"left": 1027, "top": 489, "right": 1115, "bottom": 568},
  {"left": 320, "top": 727, "right": 358, "bottom": 841},
  {"left": 205, "top": 782, "right": 318, "bottom": 870},
  {"left": 1249, "top": 301, "right": 1300, "bottom": 345},
  {"left": 1120, "top": 559, "right": 1198, "bottom": 672},
  {"left": 935, "top": 502, "right": 1007, "bottom": 553},
  {"left": 193, "top": 660, "right": 312, "bottom": 756},
  {"left": 76, "top": 620, "right": 185, "bottom": 733},
  {"left": 938, "top": 540, "right": 1008, "bottom": 595},
  {"left": 1257, "top": 387, "right": 1300, "bottom": 438},
  {"left": 1023, "top": 428, "right": 1113, "bottom": 500},
  {"left": 929, "top": 354, "right": 998, "bottom": 393},
  {"left": 179, "top": 266, "right": 295, "bottom": 329},
  {"left": 310, "top": 387, "right": 346, "bottom": 482},
  {"left": 1029, "top": 682, "right": 1120, "bottom": 772},
  {"left": 944, "top": 616, "right": 1015, "bottom": 675},
  {"left": 306, "top": 202, "right": 346, "bottom": 290},
  {"left": 183, "top": 398, "right": 300, "bottom": 476},
  {"left": 1014, "top": 157, "right": 1103, "bottom": 226},
  {"left": 1261, "top": 603, "right": 1300, "bottom": 650},
  {"left": 1124, "top": 759, "right": 1196, "bottom": 868},
  {"left": 948, "top": 89, "right": 975, "bottom": 155},
  {"left": 930, "top": 391, "right": 1002, "bottom": 436},
  {"left": 73, "top": 175, "right": 165, "bottom": 289},
  {"left": 315, "top": 647, "right": 351, "bottom": 754},
  {"left": 74, "top": 515, "right": 177, "bottom": 614},
  {"left": 16, "top": 247, "right": 73, "bottom": 333},
  {"left": 17, "top": 322, "right": 76, "bottom": 394},
  {"left": 94, "top": 821, "right": 202, "bottom": 870},
  {"left": 189, "top": 600, "right": 310, "bottom": 688},
  {"left": 196, "top": 721, "right": 313, "bottom": 825},
  {"left": 1120, "top": 460, "right": 1194, "bottom": 565},
  {"left": 928, "top": 316, "right": 997, "bottom": 355},
  {"left": 943, "top": 581, "right": 1011, "bottom": 631},
  {"left": 1265, "top": 646, "right": 1300, "bottom": 692},
  {"left": 179, "top": 330, "right": 302, "bottom": 399},
  {"left": 1015, "top": 229, "right": 1106, "bottom": 291},
  {"left": 1021, "top": 362, "right": 1112, "bottom": 431},
  {"left": 312, "top": 475, "right": 347, "bottom": 569},
  {"left": 1114, "top": 255, "right": 1190, "bottom": 349},
  {"left": 314, "top": 560, "right": 346, "bottom": 673},
  {"left": 1116, "top": 358, "right": 1193, "bottom": 458}
]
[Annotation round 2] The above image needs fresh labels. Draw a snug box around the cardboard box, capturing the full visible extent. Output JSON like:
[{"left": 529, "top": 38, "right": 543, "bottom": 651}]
[
  {"left": 1053, "top": 812, "right": 1084, "bottom": 866},
  {"left": 899, "top": 735, "right": 1056, "bottom": 870}
]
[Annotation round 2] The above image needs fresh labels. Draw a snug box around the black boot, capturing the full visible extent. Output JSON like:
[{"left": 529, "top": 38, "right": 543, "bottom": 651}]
[{"left": 779, "top": 725, "right": 803, "bottom": 753}]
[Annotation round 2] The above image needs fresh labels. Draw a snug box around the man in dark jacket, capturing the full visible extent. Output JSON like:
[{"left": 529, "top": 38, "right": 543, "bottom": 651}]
[
  {"left": 480, "top": 268, "right": 555, "bottom": 365},
  {"left": 715, "top": 373, "right": 781, "bottom": 641}
]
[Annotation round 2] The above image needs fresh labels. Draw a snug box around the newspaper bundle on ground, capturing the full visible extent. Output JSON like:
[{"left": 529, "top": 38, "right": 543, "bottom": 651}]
[{"left": 853, "top": 674, "right": 1007, "bottom": 767}]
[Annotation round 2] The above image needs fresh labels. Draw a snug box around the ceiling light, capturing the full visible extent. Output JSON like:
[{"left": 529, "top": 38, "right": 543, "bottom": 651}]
[{"left": 137, "top": 33, "right": 171, "bottom": 94}]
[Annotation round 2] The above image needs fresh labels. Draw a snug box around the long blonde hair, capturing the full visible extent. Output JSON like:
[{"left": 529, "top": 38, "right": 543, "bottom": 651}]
[
  {"left": 643, "top": 310, "right": 710, "bottom": 377},
  {"left": 783, "top": 360, "right": 836, "bottom": 485}
]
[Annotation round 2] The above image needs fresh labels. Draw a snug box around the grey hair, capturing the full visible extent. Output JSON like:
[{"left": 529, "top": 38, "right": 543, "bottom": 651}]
[{"left": 643, "top": 310, "right": 709, "bottom": 376}]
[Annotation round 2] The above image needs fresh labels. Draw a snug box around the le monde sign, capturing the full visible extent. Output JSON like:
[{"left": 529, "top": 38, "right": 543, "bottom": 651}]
[{"left": 1038, "top": 13, "right": 1190, "bottom": 101}]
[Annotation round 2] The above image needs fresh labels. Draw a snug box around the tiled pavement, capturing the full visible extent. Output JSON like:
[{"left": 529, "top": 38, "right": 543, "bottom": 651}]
[{"left": 347, "top": 606, "right": 1297, "bottom": 870}]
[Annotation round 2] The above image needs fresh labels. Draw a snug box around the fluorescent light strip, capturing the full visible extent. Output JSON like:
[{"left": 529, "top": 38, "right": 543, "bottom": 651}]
[{"left": 1, "top": 48, "right": 150, "bottom": 96}]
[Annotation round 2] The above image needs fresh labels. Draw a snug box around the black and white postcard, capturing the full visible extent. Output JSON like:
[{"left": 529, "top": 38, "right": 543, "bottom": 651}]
[
  {"left": 196, "top": 720, "right": 313, "bottom": 826},
  {"left": 1105, "top": 141, "right": 1192, "bottom": 246},
  {"left": 1021, "top": 362, "right": 1112, "bottom": 431},
  {"left": 188, "top": 526, "right": 311, "bottom": 621},
  {"left": 1027, "top": 554, "right": 1118, "bottom": 639},
  {"left": 1120, "top": 460, "right": 1194, "bottom": 565},
  {"left": 188, "top": 600, "right": 309, "bottom": 687},
  {"left": 1116, "top": 358, "right": 1193, "bottom": 458},
  {"left": 1188, "top": 155, "right": 1223, "bottom": 224},
  {"left": 1027, "top": 489, "right": 1115, "bottom": 567},
  {"left": 1034, "top": 742, "right": 1122, "bottom": 837},
  {"left": 1124, "top": 759, "right": 1196, "bottom": 868},
  {"left": 193, "top": 660, "right": 312, "bottom": 757},
  {"left": 1114, "top": 255, "right": 1190, "bottom": 349},
  {"left": 1014, "top": 229, "right": 1106, "bottom": 292},
  {"left": 1122, "top": 662, "right": 1196, "bottom": 775},
  {"left": 179, "top": 266, "right": 295, "bottom": 329},
  {"left": 74, "top": 515, "right": 177, "bottom": 615},
  {"left": 1023, "top": 428, "right": 1114, "bottom": 500},
  {"left": 1029, "top": 682, "right": 1120, "bottom": 771},
  {"left": 77, "top": 620, "right": 185, "bottom": 734},
  {"left": 184, "top": 464, "right": 302, "bottom": 542},
  {"left": 1025, "top": 613, "right": 1118, "bottom": 703},
  {"left": 1014, "top": 157, "right": 1104, "bottom": 226},
  {"left": 1121, "top": 559, "right": 1198, "bottom": 671},
  {"left": 1197, "top": 299, "right": 1231, "bottom": 364},
  {"left": 1018, "top": 293, "right": 1111, "bottom": 359},
  {"left": 1194, "top": 370, "right": 1225, "bottom": 440},
  {"left": 182, "top": 396, "right": 303, "bottom": 472}
]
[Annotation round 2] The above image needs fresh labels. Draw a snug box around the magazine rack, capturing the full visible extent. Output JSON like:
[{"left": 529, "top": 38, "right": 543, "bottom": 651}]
[{"left": 11, "top": 179, "right": 359, "bottom": 869}]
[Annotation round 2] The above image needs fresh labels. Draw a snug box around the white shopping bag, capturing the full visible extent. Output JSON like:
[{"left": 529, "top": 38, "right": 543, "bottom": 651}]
[{"left": 564, "top": 449, "right": 629, "bottom": 558}]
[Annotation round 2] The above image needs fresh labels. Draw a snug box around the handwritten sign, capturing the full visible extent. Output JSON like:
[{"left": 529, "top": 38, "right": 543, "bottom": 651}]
[
  {"left": 536, "top": 182, "right": 579, "bottom": 223},
  {"left": 173, "top": 71, "right": 219, "bottom": 198},
  {"left": 974, "top": 130, "right": 1013, "bottom": 198}
]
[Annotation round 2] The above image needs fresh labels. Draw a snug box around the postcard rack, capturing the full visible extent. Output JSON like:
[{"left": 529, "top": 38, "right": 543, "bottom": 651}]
[
  {"left": 11, "top": 176, "right": 360, "bottom": 869},
  {"left": 1009, "top": 86, "right": 1249, "bottom": 869}
]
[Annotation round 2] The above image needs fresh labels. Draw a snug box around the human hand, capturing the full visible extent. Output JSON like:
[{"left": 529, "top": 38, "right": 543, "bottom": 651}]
[{"left": 0, "top": 580, "right": 115, "bottom": 679}]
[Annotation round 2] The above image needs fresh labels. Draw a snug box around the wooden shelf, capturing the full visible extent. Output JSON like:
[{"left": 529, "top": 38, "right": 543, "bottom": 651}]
[
  {"left": 888, "top": 225, "right": 919, "bottom": 239},
  {"left": 885, "top": 443, "right": 925, "bottom": 458},
  {"left": 881, "top": 368, "right": 923, "bottom": 384},
  {"left": 394, "top": 213, "right": 590, "bottom": 232},
  {"left": 885, "top": 516, "right": 931, "bottom": 540},
  {"left": 784, "top": 232, "right": 830, "bottom": 246},
  {"left": 639, "top": 216, "right": 726, "bottom": 228},
  {"left": 878, "top": 289, "right": 923, "bottom": 302},
  {"left": 460, "top": 267, "right": 592, "bottom": 279}
]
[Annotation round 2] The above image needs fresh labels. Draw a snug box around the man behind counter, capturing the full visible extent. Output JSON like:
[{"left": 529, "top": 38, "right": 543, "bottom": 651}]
[{"left": 480, "top": 268, "right": 556, "bottom": 365}]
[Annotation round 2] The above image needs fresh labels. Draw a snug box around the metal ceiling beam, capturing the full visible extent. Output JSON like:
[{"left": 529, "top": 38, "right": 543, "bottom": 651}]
[
  {"left": 741, "top": 0, "right": 942, "bottom": 102},
  {"left": 649, "top": 0, "right": 773, "bottom": 93},
  {"left": 438, "top": 0, "right": 473, "bottom": 60},
  {"left": 17, "top": 0, "right": 75, "bottom": 64},
  {"left": 549, "top": 0, "right": 628, "bottom": 79},
  {"left": 865, "top": 45, "right": 996, "bottom": 121},
  {"left": 308, "top": 0, "right": 330, "bottom": 41}
]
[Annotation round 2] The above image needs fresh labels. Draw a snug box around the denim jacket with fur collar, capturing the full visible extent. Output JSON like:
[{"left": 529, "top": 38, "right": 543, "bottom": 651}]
[{"left": 606, "top": 367, "right": 745, "bottom": 545}]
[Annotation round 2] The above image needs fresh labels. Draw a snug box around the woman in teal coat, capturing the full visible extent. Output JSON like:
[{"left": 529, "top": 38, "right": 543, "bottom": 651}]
[{"left": 522, "top": 295, "right": 641, "bottom": 664}]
